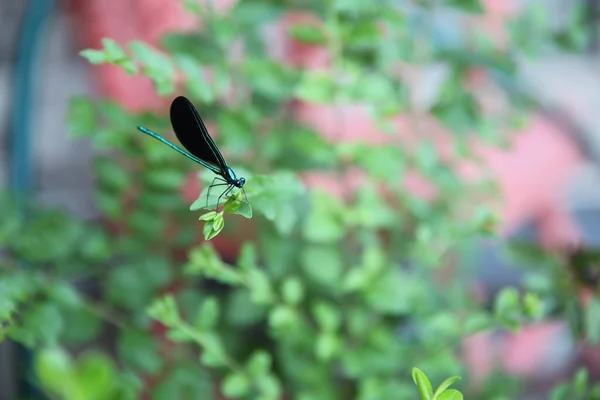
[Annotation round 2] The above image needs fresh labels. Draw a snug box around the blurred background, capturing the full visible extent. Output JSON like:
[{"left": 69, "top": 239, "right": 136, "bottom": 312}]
[{"left": 2, "top": 0, "right": 600, "bottom": 399}]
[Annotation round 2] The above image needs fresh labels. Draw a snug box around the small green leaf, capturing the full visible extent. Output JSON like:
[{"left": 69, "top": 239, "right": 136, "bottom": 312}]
[
  {"left": 166, "top": 328, "right": 194, "bottom": 343},
  {"left": 199, "top": 211, "right": 218, "bottom": 221},
  {"left": 412, "top": 368, "right": 434, "bottom": 400},
  {"left": 73, "top": 352, "right": 118, "bottom": 398},
  {"left": 118, "top": 329, "right": 163, "bottom": 374},
  {"left": 523, "top": 292, "right": 543, "bottom": 321},
  {"left": 247, "top": 269, "right": 275, "bottom": 305},
  {"left": 295, "top": 71, "right": 337, "bottom": 103},
  {"left": 79, "top": 49, "right": 107, "bottom": 64},
  {"left": 437, "top": 389, "right": 463, "bottom": 400},
  {"left": 68, "top": 97, "right": 96, "bottom": 137},
  {"left": 221, "top": 372, "right": 250, "bottom": 398},
  {"left": 301, "top": 245, "right": 343, "bottom": 287},
  {"left": 573, "top": 368, "right": 588, "bottom": 396},
  {"left": 245, "top": 351, "right": 272, "bottom": 377},
  {"left": 129, "top": 41, "right": 175, "bottom": 95},
  {"left": 195, "top": 297, "right": 220, "bottom": 331},
  {"left": 313, "top": 301, "right": 341, "bottom": 332},
  {"left": 302, "top": 191, "right": 345, "bottom": 243},
  {"left": 445, "top": 0, "right": 484, "bottom": 13},
  {"left": 472, "top": 206, "right": 499, "bottom": 235},
  {"left": 35, "top": 347, "right": 74, "bottom": 396},
  {"left": 175, "top": 55, "right": 214, "bottom": 104},
  {"left": 144, "top": 168, "right": 185, "bottom": 191},
  {"left": 433, "top": 376, "right": 462, "bottom": 398},
  {"left": 288, "top": 23, "right": 327, "bottom": 45},
  {"left": 185, "top": 244, "right": 243, "bottom": 285},
  {"left": 202, "top": 213, "right": 225, "bottom": 241},
  {"left": 315, "top": 332, "right": 339, "bottom": 361},
  {"left": 102, "top": 38, "right": 127, "bottom": 61},
  {"left": 147, "top": 295, "right": 180, "bottom": 327},
  {"left": 199, "top": 332, "right": 228, "bottom": 368},
  {"left": 223, "top": 195, "right": 253, "bottom": 218},
  {"left": 281, "top": 276, "right": 304, "bottom": 305},
  {"left": 494, "top": 287, "right": 522, "bottom": 332},
  {"left": 268, "top": 305, "right": 299, "bottom": 332}
]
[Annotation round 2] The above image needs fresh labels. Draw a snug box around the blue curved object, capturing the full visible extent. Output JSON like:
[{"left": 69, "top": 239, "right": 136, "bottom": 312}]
[
  {"left": 10, "top": 0, "right": 56, "bottom": 398},
  {"left": 10, "top": 0, "right": 56, "bottom": 198}
]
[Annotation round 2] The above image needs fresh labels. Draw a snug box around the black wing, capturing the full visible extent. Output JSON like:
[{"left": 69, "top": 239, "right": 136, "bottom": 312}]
[{"left": 169, "top": 96, "right": 228, "bottom": 173}]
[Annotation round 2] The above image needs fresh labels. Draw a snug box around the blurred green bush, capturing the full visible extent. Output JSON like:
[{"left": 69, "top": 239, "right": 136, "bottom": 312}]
[{"left": 1, "top": 1, "right": 598, "bottom": 399}]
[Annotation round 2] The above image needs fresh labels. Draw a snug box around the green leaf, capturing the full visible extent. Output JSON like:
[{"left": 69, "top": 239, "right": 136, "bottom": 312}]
[
  {"left": 586, "top": 298, "right": 600, "bottom": 345},
  {"left": 301, "top": 245, "right": 343, "bottom": 287},
  {"left": 199, "top": 332, "right": 228, "bottom": 368},
  {"left": 437, "top": 389, "right": 463, "bottom": 400},
  {"left": 445, "top": 0, "right": 484, "bottom": 13},
  {"left": 281, "top": 276, "right": 304, "bottom": 305},
  {"left": 73, "top": 352, "right": 118, "bottom": 400},
  {"left": 225, "top": 289, "right": 266, "bottom": 327},
  {"left": 174, "top": 55, "right": 215, "bottom": 104},
  {"left": 102, "top": 38, "right": 127, "bottom": 61},
  {"left": 107, "top": 267, "right": 153, "bottom": 311},
  {"left": 221, "top": 372, "right": 251, "bottom": 398},
  {"left": 166, "top": 328, "right": 194, "bottom": 343},
  {"left": 185, "top": 244, "right": 243, "bottom": 285},
  {"left": 494, "top": 287, "right": 523, "bottom": 332},
  {"left": 80, "top": 229, "right": 112, "bottom": 262},
  {"left": 295, "top": 70, "right": 337, "bottom": 103},
  {"left": 268, "top": 305, "right": 299, "bottom": 332},
  {"left": 79, "top": 49, "right": 107, "bottom": 64},
  {"left": 237, "top": 242, "right": 258, "bottom": 271},
  {"left": 143, "top": 168, "right": 186, "bottom": 191},
  {"left": 255, "top": 373, "right": 282, "bottom": 398},
  {"left": 68, "top": 97, "right": 97, "bottom": 137},
  {"left": 573, "top": 368, "right": 588, "bottom": 396},
  {"left": 433, "top": 376, "right": 462, "bottom": 398},
  {"left": 94, "top": 158, "right": 131, "bottom": 192},
  {"left": 522, "top": 292, "right": 543, "bottom": 321},
  {"left": 412, "top": 367, "right": 434, "bottom": 400},
  {"left": 247, "top": 269, "right": 275, "bottom": 305},
  {"left": 60, "top": 309, "right": 102, "bottom": 344},
  {"left": 136, "top": 257, "right": 172, "bottom": 289},
  {"left": 118, "top": 329, "right": 163, "bottom": 374},
  {"left": 129, "top": 41, "right": 175, "bottom": 95},
  {"left": 289, "top": 23, "right": 327, "bottom": 45},
  {"left": 302, "top": 191, "right": 345, "bottom": 243},
  {"left": 147, "top": 295, "right": 180, "bottom": 327},
  {"left": 315, "top": 332, "right": 339, "bottom": 361},
  {"left": 245, "top": 351, "right": 272, "bottom": 377},
  {"left": 35, "top": 347, "right": 74, "bottom": 396},
  {"left": 83, "top": 38, "right": 136, "bottom": 74},
  {"left": 48, "top": 283, "right": 82, "bottom": 309},
  {"left": 223, "top": 194, "right": 253, "bottom": 219},
  {"left": 22, "top": 303, "right": 63, "bottom": 344},
  {"left": 199, "top": 211, "right": 218, "bottom": 221},
  {"left": 244, "top": 58, "right": 299, "bottom": 100},
  {"left": 313, "top": 301, "right": 341, "bottom": 332},
  {"left": 152, "top": 363, "right": 213, "bottom": 400},
  {"left": 195, "top": 297, "right": 220, "bottom": 331},
  {"left": 364, "top": 270, "right": 418, "bottom": 315},
  {"left": 243, "top": 173, "right": 305, "bottom": 235},
  {"left": 202, "top": 212, "right": 225, "bottom": 240}
]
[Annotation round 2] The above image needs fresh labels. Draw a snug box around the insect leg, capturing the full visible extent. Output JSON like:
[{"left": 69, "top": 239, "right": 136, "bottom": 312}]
[
  {"left": 216, "top": 185, "right": 234, "bottom": 211},
  {"left": 205, "top": 177, "right": 227, "bottom": 208}
]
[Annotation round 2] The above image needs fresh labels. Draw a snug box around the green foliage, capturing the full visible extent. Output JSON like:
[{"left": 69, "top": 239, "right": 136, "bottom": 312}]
[
  {"left": 550, "top": 368, "right": 600, "bottom": 400},
  {"left": 412, "top": 367, "right": 463, "bottom": 400},
  {"left": 0, "top": 1, "right": 593, "bottom": 399}
]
